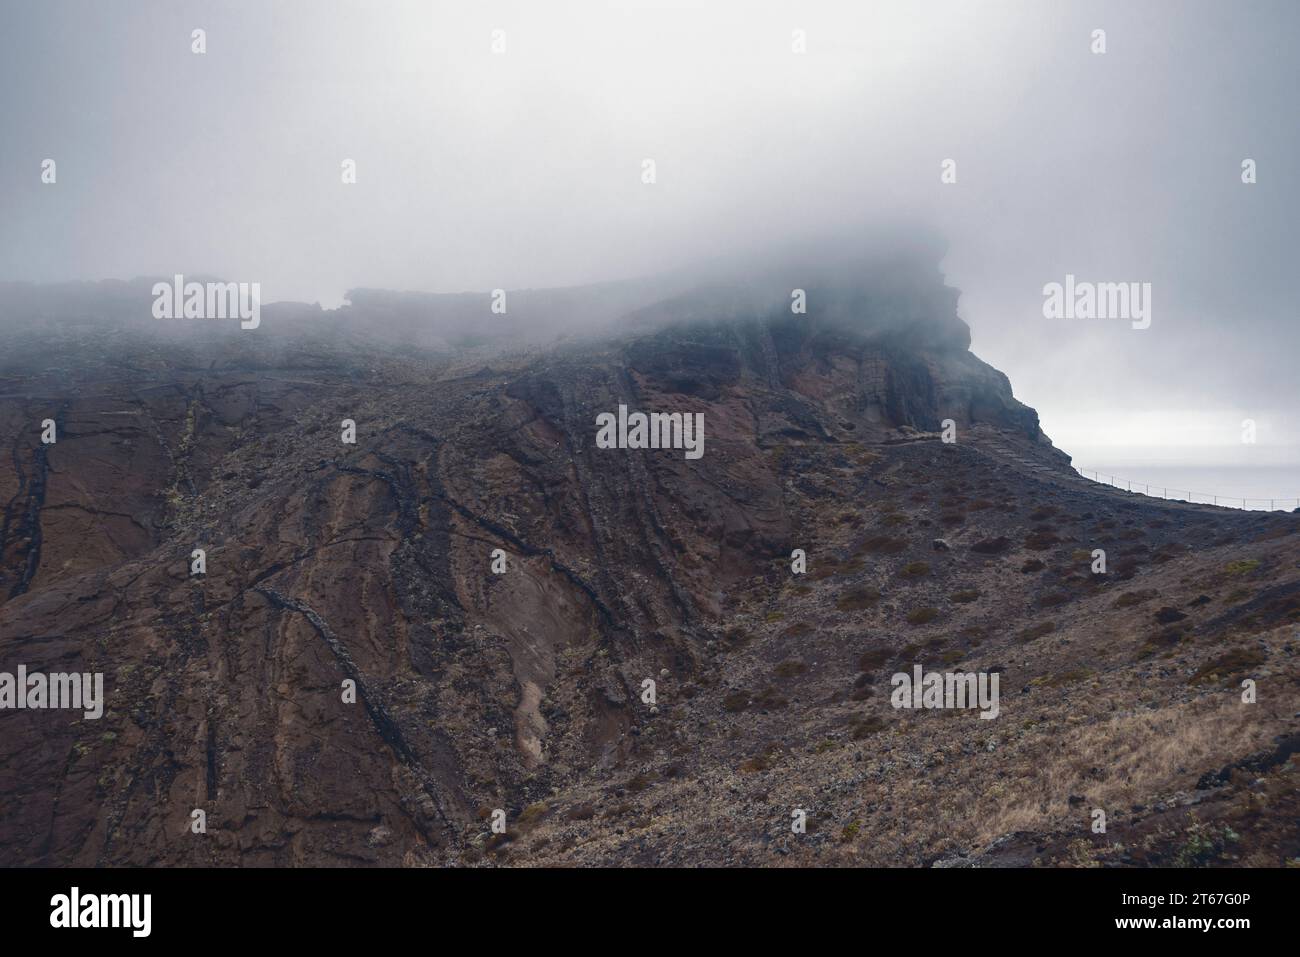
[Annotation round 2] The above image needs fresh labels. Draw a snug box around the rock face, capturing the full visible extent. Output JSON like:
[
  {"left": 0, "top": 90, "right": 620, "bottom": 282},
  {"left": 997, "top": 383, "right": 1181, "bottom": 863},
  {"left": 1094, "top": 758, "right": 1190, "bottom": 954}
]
[{"left": 1, "top": 249, "right": 1297, "bottom": 868}]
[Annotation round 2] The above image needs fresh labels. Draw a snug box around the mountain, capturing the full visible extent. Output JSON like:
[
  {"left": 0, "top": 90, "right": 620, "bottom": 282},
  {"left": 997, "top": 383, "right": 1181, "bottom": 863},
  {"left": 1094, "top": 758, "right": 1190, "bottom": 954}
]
[{"left": 1, "top": 245, "right": 1296, "bottom": 867}]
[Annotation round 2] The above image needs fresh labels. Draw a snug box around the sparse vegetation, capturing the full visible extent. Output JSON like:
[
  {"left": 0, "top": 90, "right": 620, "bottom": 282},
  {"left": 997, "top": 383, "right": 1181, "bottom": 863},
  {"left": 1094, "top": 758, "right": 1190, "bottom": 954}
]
[
  {"left": 1154, "top": 606, "right": 1187, "bottom": 625},
  {"left": 836, "top": 585, "right": 881, "bottom": 611},
  {"left": 721, "top": 627, "right": 752, "bottom": 650},
  {"left": 1024, "top": 526, "right": 1061, "bottom": 551},
  {"left": 1044, "top": 668, "right": 1095, "bottom": 687},
  {"left": 857, "top": 648, "right": 890, "bottom": 671},
  {"left": 1140, "top": 627, "right": 1186, "bottom": 656},
  {"left": 1172, "top": 818, "right": 1240, "bottom": 867},
  {"left": 859, "top": 535, "right": 907, "bottom": 554},
  {"left": 1018, "top": 621, "right": 1056, "bottom": 642},
  {"left": 722, "top": 691, "right": 750, "bottom": 712},
  {"left": 517, "top": 802, "right": 553, "bottom": 831},
  {"left": 774, "top": 660, "right": 807, "bottom": 679},
  {"left": 972, "top": 536, "right": 1011, "bottom": 555},
  {"left": 739, "top": 742, "right": 785, "bottom": 773},
  {"left": 849, "top": 714, "right": 887, "bottom": 739},
  {"left": 1189, "top": 648, "right": 1266, "bottom": 685},
  {"left": 1115, "top": 589, "right": 1157, "bottom": 608}
]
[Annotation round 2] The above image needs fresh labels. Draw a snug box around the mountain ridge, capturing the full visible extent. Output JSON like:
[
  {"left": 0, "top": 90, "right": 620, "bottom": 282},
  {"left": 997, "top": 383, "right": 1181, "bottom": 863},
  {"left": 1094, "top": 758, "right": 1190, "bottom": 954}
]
[{"left": 1, "top": 249, "right": 1296, "bottom": 867}]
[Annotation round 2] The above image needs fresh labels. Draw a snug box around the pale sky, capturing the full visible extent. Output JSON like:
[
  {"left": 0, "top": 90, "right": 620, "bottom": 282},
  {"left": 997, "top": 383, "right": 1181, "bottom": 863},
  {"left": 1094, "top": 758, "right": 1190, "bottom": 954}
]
[{"left": 1, "top": 0, "right": 1297, "bottom": 474}]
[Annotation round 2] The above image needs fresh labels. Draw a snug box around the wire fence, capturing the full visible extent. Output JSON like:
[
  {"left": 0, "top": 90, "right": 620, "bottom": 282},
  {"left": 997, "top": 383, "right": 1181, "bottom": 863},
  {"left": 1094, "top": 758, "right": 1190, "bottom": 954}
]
[{"left": 1074, "top": 468, "right": 1300, "bottom": 511}]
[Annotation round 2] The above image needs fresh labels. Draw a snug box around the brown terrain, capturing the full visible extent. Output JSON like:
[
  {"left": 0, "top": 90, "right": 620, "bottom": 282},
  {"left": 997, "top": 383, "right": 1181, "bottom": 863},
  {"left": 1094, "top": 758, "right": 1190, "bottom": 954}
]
[{"left": 1, "top": 248, "right": 1297, "bottom": 868}]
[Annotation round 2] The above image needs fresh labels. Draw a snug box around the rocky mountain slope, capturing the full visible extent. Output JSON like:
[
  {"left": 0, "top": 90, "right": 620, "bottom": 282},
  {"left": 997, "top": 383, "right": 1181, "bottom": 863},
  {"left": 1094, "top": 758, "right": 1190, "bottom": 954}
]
[{"left": 1, "top": 249, "right": 1296, "bottom": 867}]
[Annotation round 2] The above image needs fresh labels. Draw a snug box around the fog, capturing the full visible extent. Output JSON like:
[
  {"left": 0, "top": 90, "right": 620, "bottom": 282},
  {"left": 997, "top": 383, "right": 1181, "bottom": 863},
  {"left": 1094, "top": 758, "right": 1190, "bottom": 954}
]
[{"left": 1, "top": 0, "right": 1297, "bottom": 477}]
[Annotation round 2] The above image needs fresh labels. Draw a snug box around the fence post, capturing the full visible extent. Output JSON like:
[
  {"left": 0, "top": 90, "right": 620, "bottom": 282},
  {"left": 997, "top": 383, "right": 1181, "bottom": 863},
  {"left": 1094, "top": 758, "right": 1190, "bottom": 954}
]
[{"left": 1074, "top": 473, "right": 1296, "bottom": 511}]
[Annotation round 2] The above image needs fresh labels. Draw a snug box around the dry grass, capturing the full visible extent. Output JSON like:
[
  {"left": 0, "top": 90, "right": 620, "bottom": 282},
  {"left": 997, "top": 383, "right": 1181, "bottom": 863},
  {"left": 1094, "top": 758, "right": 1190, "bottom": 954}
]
[
  {"left": 969, "top": 698, "right": 1271, "bottom": 846},
  {"left": 829, "top": 689, "right": 1281, "bottom": 866}
]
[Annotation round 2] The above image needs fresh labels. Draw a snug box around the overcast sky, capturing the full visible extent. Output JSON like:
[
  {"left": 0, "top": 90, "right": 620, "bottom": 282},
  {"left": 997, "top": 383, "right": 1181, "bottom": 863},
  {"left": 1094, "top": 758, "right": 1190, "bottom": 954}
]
[{"left": 1, "top": 0, "right": 1297, "bottom": 474}]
